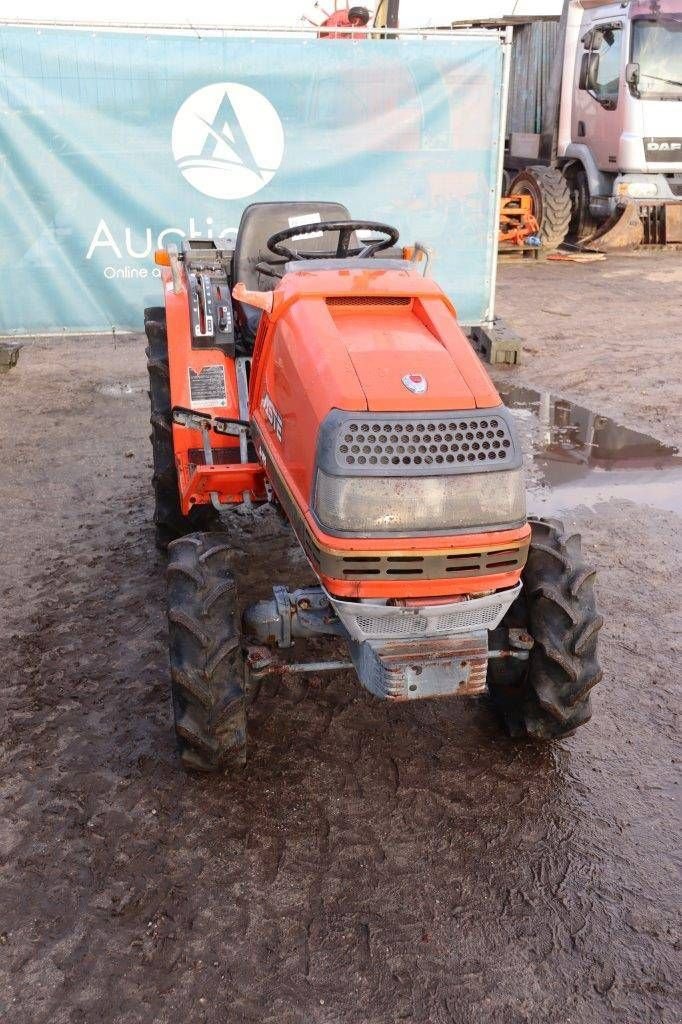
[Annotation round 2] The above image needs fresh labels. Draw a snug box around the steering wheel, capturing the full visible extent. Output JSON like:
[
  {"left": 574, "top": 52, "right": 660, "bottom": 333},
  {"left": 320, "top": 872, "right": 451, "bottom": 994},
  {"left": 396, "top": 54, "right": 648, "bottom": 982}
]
[{"left": 265, "top": 220, "right": 400, "bottom": 262}]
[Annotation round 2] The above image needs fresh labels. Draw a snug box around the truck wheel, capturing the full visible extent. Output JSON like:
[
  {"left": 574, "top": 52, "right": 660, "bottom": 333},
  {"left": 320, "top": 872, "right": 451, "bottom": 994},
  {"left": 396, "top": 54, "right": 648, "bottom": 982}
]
[
  {"left": 567, "top": 166, "right": 600, "bottom": 241},
  {"left": 488, "top": 517, "right": 603, "bottom": 740},
  {"left": 144, "top": 307, "right": 215, "bottom": 550},
  {"left": 166, "top": 532, "right": 247, "bottom": 773},
  {"left": 509, "top": 166, "right": 572, "bottom": 251}
]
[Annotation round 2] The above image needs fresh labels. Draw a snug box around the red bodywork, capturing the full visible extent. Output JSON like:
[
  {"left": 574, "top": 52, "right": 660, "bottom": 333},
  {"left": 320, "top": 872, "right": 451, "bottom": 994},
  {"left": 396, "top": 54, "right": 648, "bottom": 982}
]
[{"left": 163, "top": 264, "right": 530, "bottom": 599}]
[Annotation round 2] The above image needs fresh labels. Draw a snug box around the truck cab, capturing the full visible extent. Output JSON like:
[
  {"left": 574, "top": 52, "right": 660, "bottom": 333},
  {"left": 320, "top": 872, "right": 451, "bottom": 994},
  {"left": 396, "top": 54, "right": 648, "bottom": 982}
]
[
  {"left": 374, "top": 0, "right": 681, "bottom": 247},
  {"left": 560, "top": 0, "right": 681, "bottom": 228}
]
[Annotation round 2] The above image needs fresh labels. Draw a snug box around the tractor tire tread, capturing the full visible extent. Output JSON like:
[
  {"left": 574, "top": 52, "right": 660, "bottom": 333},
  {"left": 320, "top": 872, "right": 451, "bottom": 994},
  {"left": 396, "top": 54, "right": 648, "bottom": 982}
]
[
  {"left": 144, "top": 308, "right": 216, "bottom": 549},
  {"left": 167, "top": 532, "right": 246, "bottom": 773},
  {"left": 488, "top": 516, "right": 602, "bottom": 740}
]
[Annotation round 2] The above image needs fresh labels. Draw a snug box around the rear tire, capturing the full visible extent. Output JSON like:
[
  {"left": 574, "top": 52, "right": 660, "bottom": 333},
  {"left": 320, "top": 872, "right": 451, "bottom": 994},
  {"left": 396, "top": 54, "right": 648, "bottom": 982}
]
[
  {"left": 509, "top": 166, "right": 572, "bottom": 251},
  {"left": 167, "top": 532, "right": 246, "bottom": 773},
  {"left": 488, "top": 517, "right": 603, "bottom": 740},
  {"left": 144, "top": 306, "right": 215, "bottom": 550}
]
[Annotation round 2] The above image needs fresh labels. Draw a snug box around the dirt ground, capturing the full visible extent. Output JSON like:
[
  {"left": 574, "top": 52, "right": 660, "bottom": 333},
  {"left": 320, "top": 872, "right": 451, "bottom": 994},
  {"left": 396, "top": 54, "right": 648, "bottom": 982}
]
[
  {"left": 0, "top": 250, "right": 680, "bottom": 1024},
  {"left": 496, "top": 249, "right": 682, "bottom": 447}
]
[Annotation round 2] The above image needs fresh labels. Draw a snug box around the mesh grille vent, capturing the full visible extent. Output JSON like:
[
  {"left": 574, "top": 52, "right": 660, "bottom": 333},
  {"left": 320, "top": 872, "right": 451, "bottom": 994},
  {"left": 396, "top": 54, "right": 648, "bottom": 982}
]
[
  {"left": 326, "top": 296, "right": 411, "bottom": 307},
  {"left": 354, "top": 602, "right": 504, "bottom": 638},
  {"left": 329, "top": 583, "right": 522, "bottom": 642},
  {"left": 336, "top": 416, "right": 513, "bottom": 468},
  {"left": 356, "top": 613, "right": 429, "bottom": 636}
]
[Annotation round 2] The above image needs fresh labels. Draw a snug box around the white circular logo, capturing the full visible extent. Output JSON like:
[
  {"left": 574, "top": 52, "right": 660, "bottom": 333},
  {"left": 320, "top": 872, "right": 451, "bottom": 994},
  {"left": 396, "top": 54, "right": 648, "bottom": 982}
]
[
  {"left": 402, "top": 373, "right": 428, "bottom": 395},
  {"left": 172, "top": 83, "right": 284, "bottom": 200}
]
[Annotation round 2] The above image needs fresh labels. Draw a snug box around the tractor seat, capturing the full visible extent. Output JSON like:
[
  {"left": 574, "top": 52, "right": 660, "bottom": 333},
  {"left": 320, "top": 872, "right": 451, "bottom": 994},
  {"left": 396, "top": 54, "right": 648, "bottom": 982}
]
[
  {"left": 233, "top": 200, "right": 355, "bottom": 292},
  {"left": 233, "top": 200, "right": 353, "bottom": 340}
]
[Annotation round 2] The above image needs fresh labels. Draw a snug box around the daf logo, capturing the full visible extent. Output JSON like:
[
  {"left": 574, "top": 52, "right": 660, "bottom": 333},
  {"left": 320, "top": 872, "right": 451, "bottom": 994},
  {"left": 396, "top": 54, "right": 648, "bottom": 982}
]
[
  {"left": 402, "top": 373, "right": 428, "bottom": 394},
  {"left": 646, "top": 141, "right": 681, "bottom": 151},
  {"left": 172, "top": 83, "right": 284, "bottom": 200}
]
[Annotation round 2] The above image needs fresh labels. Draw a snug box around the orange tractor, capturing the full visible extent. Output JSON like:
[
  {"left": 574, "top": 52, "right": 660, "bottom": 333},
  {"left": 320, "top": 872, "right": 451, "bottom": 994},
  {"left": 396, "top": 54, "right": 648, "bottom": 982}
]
[{"left": 145, "top": 201, "right": 602, "bottom": 772}]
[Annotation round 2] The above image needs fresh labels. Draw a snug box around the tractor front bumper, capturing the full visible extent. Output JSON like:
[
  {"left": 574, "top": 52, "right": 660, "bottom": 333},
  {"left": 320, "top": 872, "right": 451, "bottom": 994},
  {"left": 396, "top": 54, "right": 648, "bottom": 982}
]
[
  {"left": 335, "top": 584, "right": 521, "bottom": 701},
  {"left": 243, "top": 583, "right": 529, "bottom": 703},
  {"left": 326, "top": 582, "right": 521, "bottom": 642}
]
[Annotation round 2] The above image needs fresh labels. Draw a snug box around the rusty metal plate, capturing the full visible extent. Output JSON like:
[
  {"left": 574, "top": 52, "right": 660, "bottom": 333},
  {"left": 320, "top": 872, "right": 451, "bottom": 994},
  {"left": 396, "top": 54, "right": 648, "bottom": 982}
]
[
  {"left": 665, "top": 204, "right": 682, "bottom": 244},
  {"left": 350, "top": 631, "right": 488, "bottom": 701}
]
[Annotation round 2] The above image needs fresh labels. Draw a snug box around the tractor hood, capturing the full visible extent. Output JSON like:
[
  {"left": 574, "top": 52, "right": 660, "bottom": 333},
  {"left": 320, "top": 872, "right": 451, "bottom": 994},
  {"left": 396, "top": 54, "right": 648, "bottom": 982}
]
[
  {"left": 339, "top": 315, "right": 479, "bottom": 412},
  {"left": 253, "top": 267, "right": 503, "bottom": 521},
  {"left": 273, "top": 267, "right": 500, "bottom": 413}
]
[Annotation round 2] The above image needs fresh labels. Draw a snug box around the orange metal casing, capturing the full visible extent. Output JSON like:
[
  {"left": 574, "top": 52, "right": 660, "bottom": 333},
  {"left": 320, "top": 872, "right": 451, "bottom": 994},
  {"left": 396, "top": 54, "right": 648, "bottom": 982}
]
[
  {"left": 247, "top": 267, "right": 529, "bottom": 599},
  {"left": 162, "top": 267, "right": 266, "bottom": 512}
]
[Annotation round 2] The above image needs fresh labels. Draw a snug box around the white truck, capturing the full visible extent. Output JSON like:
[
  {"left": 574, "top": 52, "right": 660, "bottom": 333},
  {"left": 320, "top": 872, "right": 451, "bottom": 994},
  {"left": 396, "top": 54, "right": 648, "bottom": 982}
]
[{"left": 375, "top": 0, "right": 682, "bottom": 248}]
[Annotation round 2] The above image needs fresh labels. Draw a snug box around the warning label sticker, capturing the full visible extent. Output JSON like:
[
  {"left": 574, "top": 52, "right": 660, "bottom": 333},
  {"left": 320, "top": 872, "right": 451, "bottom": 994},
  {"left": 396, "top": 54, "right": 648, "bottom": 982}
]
[
  {"left": 288, "top": 211, "right": 322, "bottom": 240},
  {"left": 188, "top": 365, "right": 227, "bottom": 408}
]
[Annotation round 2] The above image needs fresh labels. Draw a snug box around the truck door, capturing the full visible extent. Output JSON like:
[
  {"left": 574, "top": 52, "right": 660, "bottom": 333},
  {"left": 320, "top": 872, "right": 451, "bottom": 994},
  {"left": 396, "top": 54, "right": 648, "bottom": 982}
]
[{"left": 573, "top": 20, "right": 624, "bottom": 172}]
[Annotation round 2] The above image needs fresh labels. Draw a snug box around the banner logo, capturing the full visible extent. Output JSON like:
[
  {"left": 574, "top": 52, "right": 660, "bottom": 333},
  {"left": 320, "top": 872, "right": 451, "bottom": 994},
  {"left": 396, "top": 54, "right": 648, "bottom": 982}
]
[{"left": 172, "top": 83, "right": 284, "bottom": 199}]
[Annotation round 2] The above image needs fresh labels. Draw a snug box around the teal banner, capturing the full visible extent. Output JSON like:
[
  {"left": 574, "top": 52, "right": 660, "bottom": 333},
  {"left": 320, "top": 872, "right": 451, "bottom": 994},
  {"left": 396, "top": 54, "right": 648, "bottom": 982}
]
[{"left": 0, "top": 27, "right": 504, "bottom": 334}]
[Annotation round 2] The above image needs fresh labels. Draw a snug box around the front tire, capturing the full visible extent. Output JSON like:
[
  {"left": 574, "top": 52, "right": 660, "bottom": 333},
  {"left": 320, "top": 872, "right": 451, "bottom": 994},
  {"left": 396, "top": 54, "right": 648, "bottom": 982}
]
[
  {"left": 167, "top": 532, "right": 247, "bottom": 773},
  {"left": 488, "top": 517, "right": 603, "bottom": 740}
]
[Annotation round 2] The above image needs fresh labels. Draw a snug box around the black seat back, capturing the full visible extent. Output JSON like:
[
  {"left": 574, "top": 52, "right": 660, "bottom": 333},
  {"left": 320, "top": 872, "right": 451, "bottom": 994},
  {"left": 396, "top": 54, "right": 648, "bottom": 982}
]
[{"left": 233, "top": 201, "right": 352, "bottom": 291}]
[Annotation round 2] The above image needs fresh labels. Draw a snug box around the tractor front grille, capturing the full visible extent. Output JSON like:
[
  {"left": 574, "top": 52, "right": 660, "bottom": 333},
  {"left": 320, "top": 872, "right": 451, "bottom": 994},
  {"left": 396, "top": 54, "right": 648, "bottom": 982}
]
[
  {"left": 329, "top": 583, "right": 521, "bottom": 641},
  {"left": 335, "top": 546, "right": 525, "bottom": 578},
  {"left": 335, "top": 414, "right": 514, "bottom": 470},
  {"left": 310, "top": 540, "right": 529, "bottom": 582}
]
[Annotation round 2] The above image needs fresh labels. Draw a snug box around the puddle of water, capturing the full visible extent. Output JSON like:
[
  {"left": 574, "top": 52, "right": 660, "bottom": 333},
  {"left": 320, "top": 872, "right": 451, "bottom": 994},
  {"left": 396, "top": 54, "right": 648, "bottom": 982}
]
[
  {"left": 97, "top": 382, "right": 146, "bottom": 397},
  {"left": 499, "top": 384, "right": 682, "bottom": 517},
  {"left": 93, "top": 378, "right": 681, "bottom": 517}
]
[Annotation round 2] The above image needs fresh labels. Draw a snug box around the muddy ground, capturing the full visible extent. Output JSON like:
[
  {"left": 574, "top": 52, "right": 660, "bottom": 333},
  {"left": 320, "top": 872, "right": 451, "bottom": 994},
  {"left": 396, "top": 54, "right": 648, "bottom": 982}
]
[{"left": 0, "top": 250, "right": 680, "bottom": 1023}]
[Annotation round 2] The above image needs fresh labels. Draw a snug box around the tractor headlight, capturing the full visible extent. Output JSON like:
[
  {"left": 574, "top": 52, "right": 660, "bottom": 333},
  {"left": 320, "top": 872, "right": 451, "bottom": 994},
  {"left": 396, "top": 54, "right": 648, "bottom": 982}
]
[{"left": 314, "top": 468, "right": 526, "bottom": 534}]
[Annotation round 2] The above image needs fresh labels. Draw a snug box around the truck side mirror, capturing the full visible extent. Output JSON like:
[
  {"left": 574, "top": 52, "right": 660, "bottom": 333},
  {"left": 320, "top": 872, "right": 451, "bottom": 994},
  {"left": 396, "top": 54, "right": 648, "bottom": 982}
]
[
  {"left": 625, "top": 61, "right": 640, "bottom": 86},
  {"left": 579, "top": 52, "right": 599, "bottom": 91}
]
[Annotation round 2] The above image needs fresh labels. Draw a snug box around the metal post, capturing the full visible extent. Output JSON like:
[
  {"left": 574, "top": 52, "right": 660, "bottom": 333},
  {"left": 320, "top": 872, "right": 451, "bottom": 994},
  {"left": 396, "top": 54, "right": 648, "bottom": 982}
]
[{"left": 487, "top": 25, "right": 513, "bottom": 326}]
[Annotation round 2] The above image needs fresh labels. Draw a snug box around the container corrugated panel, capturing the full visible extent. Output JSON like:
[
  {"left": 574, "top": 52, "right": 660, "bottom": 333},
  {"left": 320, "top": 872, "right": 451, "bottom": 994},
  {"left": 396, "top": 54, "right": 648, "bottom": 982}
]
[{"left": 506, "top": 21, "right": 560, "bottom": 136}]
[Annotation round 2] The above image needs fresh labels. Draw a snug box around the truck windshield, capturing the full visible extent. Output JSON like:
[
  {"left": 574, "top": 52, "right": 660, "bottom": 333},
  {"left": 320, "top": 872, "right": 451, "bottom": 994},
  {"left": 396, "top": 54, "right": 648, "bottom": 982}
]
[{"left": 631, "top": 17, "right": 682, "bottom": 98}]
